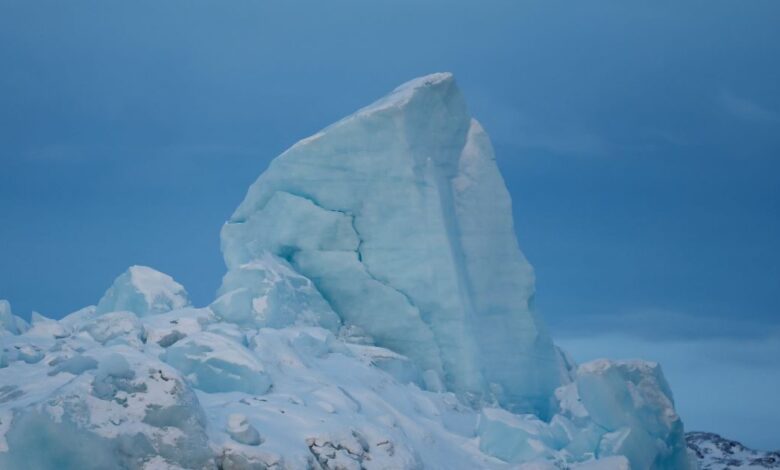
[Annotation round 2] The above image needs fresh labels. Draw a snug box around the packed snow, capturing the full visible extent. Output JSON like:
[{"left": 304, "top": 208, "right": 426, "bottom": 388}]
[{"left": 0, "top": 73, "right": 697, "bottom": 469}]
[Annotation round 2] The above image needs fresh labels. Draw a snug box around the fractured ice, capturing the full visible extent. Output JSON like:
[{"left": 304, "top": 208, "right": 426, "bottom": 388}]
[{"left": 0, "top": 74, "right": 694, "bottom": 469}]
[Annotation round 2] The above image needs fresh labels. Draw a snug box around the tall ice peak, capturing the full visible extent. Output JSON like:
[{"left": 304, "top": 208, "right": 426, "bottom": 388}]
[{"left": 221, "top": 72, "right": 559, "bottom": 415}]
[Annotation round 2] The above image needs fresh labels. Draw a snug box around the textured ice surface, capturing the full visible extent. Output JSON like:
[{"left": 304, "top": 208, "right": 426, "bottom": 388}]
[
  {"left": 81, "top": 310, "right": 145, "bottom": 347},
  {"left": 222, "top": 72, "right": 558, "bottom": 416},
  {"left": 553, "top": 360, "right": 691, "bottom": 469},
  {"left": 162, "top": 332, "right": 271, "bottom": 395},
  {"left": 0, "top": 73, "right": 694, "bottom": 469},
  {"left": 476, "top": 357, "right": 692, "bottom": 469},
  {"left": 212, "top": 252, "right": 341, "bottom": 332},
  {"left": 96, "top": 266, "right": 190, "bottom": 316},
  {"left": 0, "top": 304, "right": 690, "bottom": 469},
  {"left": 0, "top": 300, "right": 29, "bottom": 336}
]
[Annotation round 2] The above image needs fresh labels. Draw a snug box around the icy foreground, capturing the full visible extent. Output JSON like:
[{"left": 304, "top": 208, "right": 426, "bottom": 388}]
[{"left": 1, "top": 74, "right": 693, "bottom": 469}]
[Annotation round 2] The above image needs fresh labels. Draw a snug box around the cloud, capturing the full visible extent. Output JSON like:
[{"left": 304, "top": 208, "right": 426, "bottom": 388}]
[
  {"left": 513, "top": 128, "right": 609, "bottom": 157},
  {"left": 23, "top": 143, "right": 259, "bottom": 163},
  {"left": 547, "top": 307, "right": 779, "bottom": 342},
  {"left": 468, "top": 90, "right": 610, "bottom": 158},
  {"left": 719, "top": 90, "right": 779, "bottom": 123}
]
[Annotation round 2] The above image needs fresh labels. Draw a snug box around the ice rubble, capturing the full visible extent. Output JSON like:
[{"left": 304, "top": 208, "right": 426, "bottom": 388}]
[{"left": 0, "top": 74, "right": 694, "bottom": 469}]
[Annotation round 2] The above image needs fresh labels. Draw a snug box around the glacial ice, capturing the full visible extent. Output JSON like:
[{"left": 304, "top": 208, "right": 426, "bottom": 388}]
[
  {"left": 162, "top": 332, "right": 272, "bottom": 395},
  {"left": 81, "top": 310, "right": 145, "bottom": 347},
  {"left": 557, "top": 360, "right": 691, "bottom": 469},
  {"left": 226, "top": 413, "right": 262, "bottom": 446},
  {"left": 96, "top": 266, "right": 190, "bottom": 316},
  {"left": 221, "top": 72, "right": 558, "bottom": 416},
  {"left": 26, "top": 312, "right": 69, "bottom": 339},
  {"left": 0, "top": 300, "right": 29, "bottom": 336},
  {"left": 0, "top": 73, "right": 694, "bottom": 469},
  {"left": 212, "top": 252, "right": 341, "bottom": 332}
]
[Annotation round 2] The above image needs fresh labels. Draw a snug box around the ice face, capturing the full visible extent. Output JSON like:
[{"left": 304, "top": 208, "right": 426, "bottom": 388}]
[
  {"left": 552, "top": 360, "right": 691, "bottom": 469},
  {"left": 221, "top": 73, "right": 559, "bottom": 415},
  {"left": 471, "top": 359, "right": 690, "bottom": 469},
  {"left": 95, "top": 266, "right": 190, "bottom": 317}
]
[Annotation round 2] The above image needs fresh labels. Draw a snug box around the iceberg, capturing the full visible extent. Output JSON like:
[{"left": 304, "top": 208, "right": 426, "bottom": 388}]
[
  {"left": 0, "top": 73, "right": 696, "bottom": 469},
  {"left": 221, "top": 72, "right": 558, "bottom": 416}
]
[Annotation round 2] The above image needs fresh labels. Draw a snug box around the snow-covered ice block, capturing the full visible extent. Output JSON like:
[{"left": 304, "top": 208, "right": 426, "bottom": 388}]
[
  {"left": 0, "top": 345, "right": 212, "bottom": 469},
  {"left": 598, "top": 426, "right": 664, "bottom": 470},
  {"left": 213, "top": 252, "right": 341, "bottom": 332},
  {"left": 571, "top": 456, "right": 631, "bottom": 470},
  {"left": 80, "top": 310, "right": 144, "bottom": 347},
  {"left": 162, "top": 332, "right": 271, "bottom": 395},
  {"left": 24, "top": 312, "right": 69, "bottom": 339},
  {"left": 555, "top": 359, "right": 690, "bottom": 470},
  {"left": 12, "top": 344, "right": 45, "bottom": 365},
  {"left": 477, "top": 407, "right": 556, "bottom": 463},
  {"left": 204, "top": 322, "right": 247, "bottom": 345},
  {"left": 226, "top": 413, "right": 262, "bottom": 446},
  {"left": 58, "top": 305, "right": 97, "bottom": 329},
  {"left": 96, "top": 266, "right": 190, "bottom": 317},
  {"left": 141, "top": 307, "right": 215, "bottom": 349},
  {"left": 47, "top": 354, "right": 98, "bottom": 376},
  {"left": 0, "top": 300, "right": 29, "bottom": 336},
  {"left": 347, "top": 343, "right": 425, "bottom": 388}
]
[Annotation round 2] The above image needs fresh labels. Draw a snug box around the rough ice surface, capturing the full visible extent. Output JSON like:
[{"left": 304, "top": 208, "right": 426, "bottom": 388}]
[
  {"left": 222, "top": 72, "right": 558, "bottom": 416},
  {"left": 0, "top": 74, "right": 695, "bottom": 469},
  {"left": 96, "top": 266, "right": 190, "bottom": 317},
  {"left": 0, "top": 300, "right": 29, "bottom": 336},
  {"left": 554, "top": 360, "right": 691, "bottom": 468},
  {"left": 162, "top": 332, "right": 271, "bottom": 395},
  {"left": 226, "top": 413, "right": 262, "bottom": 446},
  {"left": 212, "top": 252, "right": 341, "bottom": 332}
]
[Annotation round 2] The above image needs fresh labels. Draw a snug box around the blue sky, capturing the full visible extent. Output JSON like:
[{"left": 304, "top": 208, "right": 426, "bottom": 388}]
[{"left": 1, "top": 0, "right": 778, "bottom": 450}]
